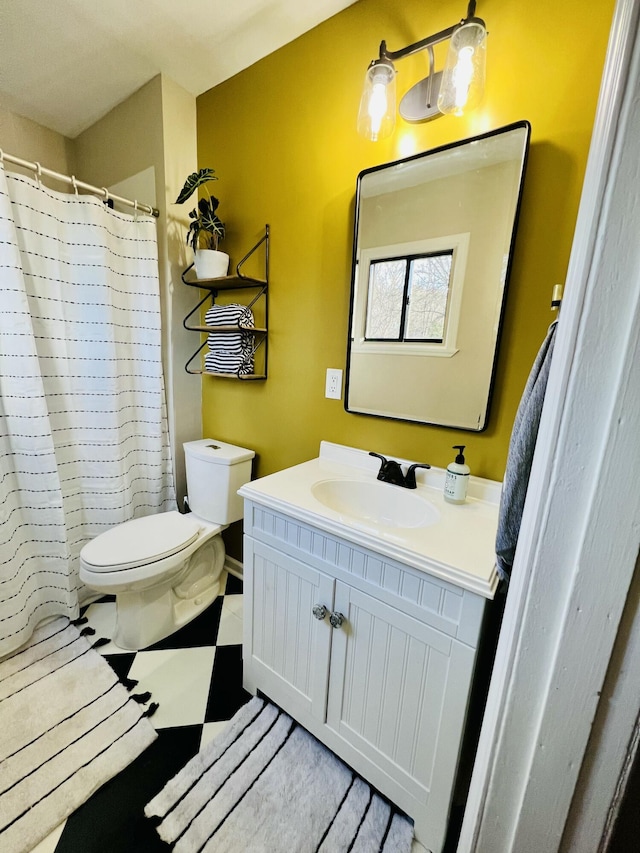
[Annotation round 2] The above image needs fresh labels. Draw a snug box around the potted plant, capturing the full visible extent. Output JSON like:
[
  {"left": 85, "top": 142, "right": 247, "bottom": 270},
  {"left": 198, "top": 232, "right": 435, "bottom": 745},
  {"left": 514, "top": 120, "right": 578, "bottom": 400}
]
[{"left": 175, "top": 167, "right": 229, "bottom": 279}]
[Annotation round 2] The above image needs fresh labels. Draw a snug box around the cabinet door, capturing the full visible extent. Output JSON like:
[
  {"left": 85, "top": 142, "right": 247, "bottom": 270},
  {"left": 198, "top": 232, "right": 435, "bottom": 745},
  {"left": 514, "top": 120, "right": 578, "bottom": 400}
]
[
  {"left": 326, "top": 582, "right": 475, "bottom": 852},
  {"left": 243, "top": 536, "right": 335, "bottom": 725}
]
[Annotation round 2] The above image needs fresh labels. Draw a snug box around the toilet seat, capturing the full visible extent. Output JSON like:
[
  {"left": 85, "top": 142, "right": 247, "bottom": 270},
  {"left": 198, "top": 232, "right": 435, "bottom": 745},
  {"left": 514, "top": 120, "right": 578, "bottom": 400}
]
[
  {"left": 81, "top": 511, "right": 201, "bottom": 572},
  {"left": 78, "top": 436, "right": 254, "bottom": 650}
]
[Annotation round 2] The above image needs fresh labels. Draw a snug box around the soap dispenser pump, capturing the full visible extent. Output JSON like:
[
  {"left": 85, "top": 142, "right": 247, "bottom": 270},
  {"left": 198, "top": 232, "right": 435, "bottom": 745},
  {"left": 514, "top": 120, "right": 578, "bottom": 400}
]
[{"left": 444, "top": 445, "right": 470, "bottom": 504}]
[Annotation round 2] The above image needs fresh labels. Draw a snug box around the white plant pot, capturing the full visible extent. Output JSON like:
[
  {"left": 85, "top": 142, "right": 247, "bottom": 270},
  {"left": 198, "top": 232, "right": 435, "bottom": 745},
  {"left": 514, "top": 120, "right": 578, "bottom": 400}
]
[{"left": 194, "top": 249, "right": 230, "bottom": 279}]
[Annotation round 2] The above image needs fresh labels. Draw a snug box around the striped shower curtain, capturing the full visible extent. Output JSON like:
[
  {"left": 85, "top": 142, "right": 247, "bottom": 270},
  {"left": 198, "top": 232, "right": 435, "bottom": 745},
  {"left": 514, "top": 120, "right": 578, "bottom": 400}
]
[{"left": 0, "top": 164, "right": 175, "bottom": 657}]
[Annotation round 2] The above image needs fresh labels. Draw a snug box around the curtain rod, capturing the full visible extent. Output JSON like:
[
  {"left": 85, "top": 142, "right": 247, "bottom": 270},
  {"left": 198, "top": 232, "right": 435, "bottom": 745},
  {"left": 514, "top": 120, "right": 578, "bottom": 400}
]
[{"left": 0, "top": 149, "right": 159, "bottom": 218}]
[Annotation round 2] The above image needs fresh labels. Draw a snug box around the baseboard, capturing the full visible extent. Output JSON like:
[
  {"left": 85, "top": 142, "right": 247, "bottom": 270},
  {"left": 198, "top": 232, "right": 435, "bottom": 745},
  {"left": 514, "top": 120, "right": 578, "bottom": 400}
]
[{"left": 224, "top": 555, "right": 243, "bottom": 581}]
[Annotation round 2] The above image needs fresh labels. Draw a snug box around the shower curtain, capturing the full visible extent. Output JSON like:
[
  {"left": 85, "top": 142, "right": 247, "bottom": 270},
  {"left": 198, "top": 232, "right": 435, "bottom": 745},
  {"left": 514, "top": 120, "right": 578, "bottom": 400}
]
[{"left": 0, "top": 164, "right": 175, "bottom": 658}]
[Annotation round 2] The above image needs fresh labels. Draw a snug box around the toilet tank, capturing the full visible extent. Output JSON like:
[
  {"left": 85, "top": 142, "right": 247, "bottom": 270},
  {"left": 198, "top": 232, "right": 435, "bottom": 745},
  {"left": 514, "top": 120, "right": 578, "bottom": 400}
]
[{"left": 184, "top": 439, "right": 255, "bottom": 525}]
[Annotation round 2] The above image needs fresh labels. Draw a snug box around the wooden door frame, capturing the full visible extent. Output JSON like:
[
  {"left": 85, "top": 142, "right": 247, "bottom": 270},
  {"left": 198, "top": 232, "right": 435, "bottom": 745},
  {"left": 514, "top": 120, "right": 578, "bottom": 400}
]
[{"left": 458, "top": 0, "right": 640, "bottom": 849}]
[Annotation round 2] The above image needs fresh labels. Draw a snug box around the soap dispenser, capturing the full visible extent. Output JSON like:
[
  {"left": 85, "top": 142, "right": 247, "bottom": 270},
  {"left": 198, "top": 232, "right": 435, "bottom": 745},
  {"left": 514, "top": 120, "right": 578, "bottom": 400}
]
[{"left": 444, "top": 445, "right": 470, "bottom": 504}]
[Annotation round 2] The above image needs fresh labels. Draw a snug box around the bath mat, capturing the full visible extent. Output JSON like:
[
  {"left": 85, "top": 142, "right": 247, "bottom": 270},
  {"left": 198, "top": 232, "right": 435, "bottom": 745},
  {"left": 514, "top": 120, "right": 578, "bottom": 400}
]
[
  {"left": 0, "top": 617, "right": 158, "bottom": 853},
  {"left": 145, "top": 696, "right": 414, "bottom": 852}
]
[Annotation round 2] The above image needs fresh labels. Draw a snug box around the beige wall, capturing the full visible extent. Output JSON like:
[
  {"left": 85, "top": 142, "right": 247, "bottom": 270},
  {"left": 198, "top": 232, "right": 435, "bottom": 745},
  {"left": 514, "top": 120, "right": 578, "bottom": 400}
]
[
  {"left": 0, "top": 104, "right": 72, "bottom": 176},
  {"left": 70, "top": 77, "right": 165, "bottom": 190},
  {"left": 70, "top": 75, "right": 199, "bottom": 504},
  {"left": 159, "top": 76, "right": 202, "bottom": 504}
]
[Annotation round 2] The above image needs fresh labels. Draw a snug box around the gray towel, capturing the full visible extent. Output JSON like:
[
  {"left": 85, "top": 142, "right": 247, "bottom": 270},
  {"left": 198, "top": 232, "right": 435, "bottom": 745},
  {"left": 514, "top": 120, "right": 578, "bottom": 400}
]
[{"left": 496, "top": 320, "right": 558, "bottom": 583}]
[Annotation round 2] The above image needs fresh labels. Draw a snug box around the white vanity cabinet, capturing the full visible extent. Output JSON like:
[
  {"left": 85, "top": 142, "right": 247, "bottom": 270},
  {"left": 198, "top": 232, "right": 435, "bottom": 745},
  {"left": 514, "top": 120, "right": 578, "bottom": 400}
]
[{"left": 242, "top": 498, "right": 491, "bottom": 853}]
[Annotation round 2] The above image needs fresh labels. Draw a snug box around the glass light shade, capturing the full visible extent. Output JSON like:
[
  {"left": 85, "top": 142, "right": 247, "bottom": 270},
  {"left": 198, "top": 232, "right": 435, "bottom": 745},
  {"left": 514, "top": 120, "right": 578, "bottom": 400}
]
[
  {"left": 357, "top": 59, "right": 396, "bottom": 141},
  {"left": 437, "top": 21, "right": 486, "bottom": 116}
]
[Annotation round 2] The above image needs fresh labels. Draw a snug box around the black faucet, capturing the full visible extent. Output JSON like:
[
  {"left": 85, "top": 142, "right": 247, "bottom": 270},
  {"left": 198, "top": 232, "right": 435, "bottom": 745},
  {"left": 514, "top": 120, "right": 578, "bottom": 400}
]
[{"left": 369, "top": 452, "right": 431, "bottom": 489}]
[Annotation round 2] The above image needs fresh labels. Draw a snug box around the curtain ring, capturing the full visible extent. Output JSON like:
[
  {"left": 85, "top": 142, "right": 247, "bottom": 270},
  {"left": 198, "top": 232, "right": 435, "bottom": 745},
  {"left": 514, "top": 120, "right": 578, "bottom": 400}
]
[
  {"left": 102, "top": 187, "right": 109, "bottom": 202},
  {"left": 0, "top": 149, "right": 4, "bottom": 163},
  {"left": 71, "top": 175, "right": 79, "bottom": 195},
  {"left": 34, "top": 162, "right": 42, "bottom": 184},
  {"left": 133, "top": 199, "right": 139, "bottom": 221}
]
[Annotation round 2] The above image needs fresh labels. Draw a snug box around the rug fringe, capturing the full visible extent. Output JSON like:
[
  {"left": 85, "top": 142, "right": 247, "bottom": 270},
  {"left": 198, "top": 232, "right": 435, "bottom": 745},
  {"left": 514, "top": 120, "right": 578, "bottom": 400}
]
[
  {"left": 143, "top": 702, "right": 159, "bottom": 718},
  {"left": 131, "top": 692, "right": 152, "bottom": 704},
  {"left": 121, "top": 677, "right": 139, "bottom": 691},
  {"left": 91, "top": 637, "right": 110, "bottom": 649}
]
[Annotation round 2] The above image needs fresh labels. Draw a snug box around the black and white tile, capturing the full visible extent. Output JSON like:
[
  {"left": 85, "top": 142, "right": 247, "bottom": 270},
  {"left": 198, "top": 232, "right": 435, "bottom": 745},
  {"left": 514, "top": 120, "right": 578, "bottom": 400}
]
[
  {"left": 31, "top": 573, "right": 427, "bottom": 853},
  {"left": 33, "top": 573, "right": 251, "bottom": 853}
]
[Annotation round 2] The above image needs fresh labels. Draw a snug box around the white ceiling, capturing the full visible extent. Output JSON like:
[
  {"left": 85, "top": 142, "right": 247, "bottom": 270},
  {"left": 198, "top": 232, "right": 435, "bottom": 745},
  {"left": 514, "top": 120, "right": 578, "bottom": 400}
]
[{"left": 0, "top": 0, "right": 358, "bottom": 139}]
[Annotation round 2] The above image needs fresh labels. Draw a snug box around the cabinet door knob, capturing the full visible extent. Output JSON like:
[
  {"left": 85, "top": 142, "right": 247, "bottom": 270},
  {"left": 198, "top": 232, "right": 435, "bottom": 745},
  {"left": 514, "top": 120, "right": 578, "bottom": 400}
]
[
  {"left": 329, "top": 611, "right": 345, "bottom": 629},
  {"left": 312, "top": 604, "right": 327, "bottom": 620}
]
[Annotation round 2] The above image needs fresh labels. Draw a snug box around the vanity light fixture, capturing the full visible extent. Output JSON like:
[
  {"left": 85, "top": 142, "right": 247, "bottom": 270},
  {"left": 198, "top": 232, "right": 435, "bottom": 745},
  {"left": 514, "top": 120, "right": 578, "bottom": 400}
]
[{"left": 357, "top": 0, "right": 487, "bottom": 141}]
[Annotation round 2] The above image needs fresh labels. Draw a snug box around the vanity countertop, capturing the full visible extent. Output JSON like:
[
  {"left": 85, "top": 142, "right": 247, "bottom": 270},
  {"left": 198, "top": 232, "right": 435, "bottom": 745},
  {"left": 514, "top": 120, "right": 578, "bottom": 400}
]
[{"left": 239, "top": 442, "right": 501, "bottom": 599}]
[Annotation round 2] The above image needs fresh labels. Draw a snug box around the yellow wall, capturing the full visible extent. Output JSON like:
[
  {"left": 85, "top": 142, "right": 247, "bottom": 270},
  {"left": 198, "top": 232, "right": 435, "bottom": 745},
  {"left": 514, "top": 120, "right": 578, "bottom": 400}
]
[{"left": 196, "top": 0, "right": 614, "bottom": 482}]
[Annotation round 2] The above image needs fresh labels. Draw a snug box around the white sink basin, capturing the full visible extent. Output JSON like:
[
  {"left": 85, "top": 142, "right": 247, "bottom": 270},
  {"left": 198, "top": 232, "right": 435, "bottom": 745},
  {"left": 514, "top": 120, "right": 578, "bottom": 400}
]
[
  {"left": 311, "top": 478, "right": 440, "bottom": 529},
  {"left": 238, "top": 443, "right": 502, "bottom": 597}
]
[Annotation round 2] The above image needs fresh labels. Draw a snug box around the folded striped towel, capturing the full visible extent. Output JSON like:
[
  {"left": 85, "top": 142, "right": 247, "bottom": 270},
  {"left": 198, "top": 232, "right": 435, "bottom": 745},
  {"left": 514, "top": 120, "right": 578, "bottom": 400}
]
[
  {"left": 204, "top": 351, "right": 254, "bottom": 375},
  {"left": 205, "top": 304, "right": 254, "bottom": 328},
  {"left": 204, "top": 311, "right": 256, "bottom": 375},
  {"left": 207, "top": 331, "right": 255, "bottom": 352}
]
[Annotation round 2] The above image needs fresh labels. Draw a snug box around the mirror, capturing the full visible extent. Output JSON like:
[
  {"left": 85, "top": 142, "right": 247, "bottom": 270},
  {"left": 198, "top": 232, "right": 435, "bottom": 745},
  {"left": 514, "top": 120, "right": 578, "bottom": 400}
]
[{"left": 345, "top": 121, "right": 530, "bottom": 431}]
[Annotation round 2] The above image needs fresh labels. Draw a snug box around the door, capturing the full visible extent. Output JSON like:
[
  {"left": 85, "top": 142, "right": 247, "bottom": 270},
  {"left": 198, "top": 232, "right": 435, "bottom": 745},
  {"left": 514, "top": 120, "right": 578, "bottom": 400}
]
[
  {"left": 326, "top": 581, "right": 476, "bottom": 851},
  {"left": 243, "top": 536, "right": 335, "bottom": 725}
]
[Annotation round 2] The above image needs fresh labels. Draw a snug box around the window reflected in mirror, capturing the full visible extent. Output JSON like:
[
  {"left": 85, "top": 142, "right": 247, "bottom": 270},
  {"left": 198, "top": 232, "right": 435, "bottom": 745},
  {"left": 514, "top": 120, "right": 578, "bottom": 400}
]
[{"left": 364, "top": 251, "right": 453, "bottom": 343}]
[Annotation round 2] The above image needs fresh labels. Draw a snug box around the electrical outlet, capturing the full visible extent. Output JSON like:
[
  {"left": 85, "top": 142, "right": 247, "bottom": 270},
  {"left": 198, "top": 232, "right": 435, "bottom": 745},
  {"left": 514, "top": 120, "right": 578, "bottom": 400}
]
[{"left": 325, "top": 368, "right": 343, "bottom": 400}]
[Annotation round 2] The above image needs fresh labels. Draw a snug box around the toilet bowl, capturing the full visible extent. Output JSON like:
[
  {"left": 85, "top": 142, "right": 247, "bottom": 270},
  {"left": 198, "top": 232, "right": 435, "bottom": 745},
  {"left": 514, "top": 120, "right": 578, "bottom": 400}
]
[{"left": 79, "top": 439, "right": 254, "bottom": 650}]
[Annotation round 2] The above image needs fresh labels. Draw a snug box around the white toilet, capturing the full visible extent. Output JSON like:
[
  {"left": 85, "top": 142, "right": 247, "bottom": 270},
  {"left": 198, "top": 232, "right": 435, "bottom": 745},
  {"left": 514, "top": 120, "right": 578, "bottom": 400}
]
[{"left": 79, "top": 439, "right": 255, "bottom": 650}]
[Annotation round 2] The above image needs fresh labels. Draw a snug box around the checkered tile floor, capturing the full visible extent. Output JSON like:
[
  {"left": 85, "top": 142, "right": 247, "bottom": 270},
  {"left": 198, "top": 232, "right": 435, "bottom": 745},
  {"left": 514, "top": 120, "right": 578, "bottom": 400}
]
[{"left": 33, "top": 572, "right": 251, "bottom": 853}]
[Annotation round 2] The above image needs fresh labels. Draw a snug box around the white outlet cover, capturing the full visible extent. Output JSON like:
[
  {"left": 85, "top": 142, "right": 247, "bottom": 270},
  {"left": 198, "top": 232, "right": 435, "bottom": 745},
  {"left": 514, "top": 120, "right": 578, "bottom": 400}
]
[{"left": 325, "top": 368, "right": 343, "bottom": 399}]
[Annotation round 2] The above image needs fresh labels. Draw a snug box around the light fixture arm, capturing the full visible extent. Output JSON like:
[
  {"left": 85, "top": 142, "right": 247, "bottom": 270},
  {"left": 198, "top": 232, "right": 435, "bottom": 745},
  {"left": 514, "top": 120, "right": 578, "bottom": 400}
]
[
  {"left": 377, "top": 0, "right": 484, "bottom": 63},
  {"left": 378, "top": 26, "right": 455, "bottom": 63}
]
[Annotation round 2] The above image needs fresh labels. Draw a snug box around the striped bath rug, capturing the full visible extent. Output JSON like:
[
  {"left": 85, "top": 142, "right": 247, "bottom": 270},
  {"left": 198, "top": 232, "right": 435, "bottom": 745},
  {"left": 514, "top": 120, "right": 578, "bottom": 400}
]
[
  {"left": 0, "top": 616, "right": 157, "bottom": 853},
  {"left": 146, "top": 696, "right": 414, "bottom": 852}
]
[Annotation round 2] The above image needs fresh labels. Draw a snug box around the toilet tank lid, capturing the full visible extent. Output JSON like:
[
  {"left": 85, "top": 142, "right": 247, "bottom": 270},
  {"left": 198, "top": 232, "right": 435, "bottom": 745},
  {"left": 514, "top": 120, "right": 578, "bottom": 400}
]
[
  {"left": 183, "top": 439, "right": 255, "bottom": 465},
  {"left": 81, "top": 511, "right": 201, "bottom": 570}
]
